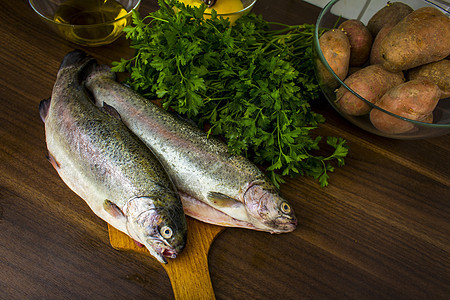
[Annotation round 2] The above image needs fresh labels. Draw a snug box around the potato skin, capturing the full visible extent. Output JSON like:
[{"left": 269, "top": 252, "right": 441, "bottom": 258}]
[
  {"left": 338, "top": 19, "right": 373, "bottom": 66},
  {"left": 316, "top": 29, "right": 351, "bottom": 89},
  {"left": 370, "top": 79, "right": 441, "bottom": 134},
  {"left": 367, "top": 2, "right": 413, "bottom": 37},
  {"left": 370, "top": 23, "right": 395, "bottom": 65},
  {"left": 380, "top": 7, "right": 450, "bottom": 72},
  {"left": 408, "top": 59, "right": 450, "bottom": 99},
  {"left": 335, "top": 64, "right": 404, "bottom": 116},
  {"left": 348, "top": 66, "right": 363, "bottom": 76}
]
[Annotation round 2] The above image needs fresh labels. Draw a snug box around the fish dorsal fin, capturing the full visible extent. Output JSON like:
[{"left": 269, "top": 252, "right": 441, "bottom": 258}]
[
  {"left": 100, "top": 102, "right": 122, "bottom": 121},
  {"left": 207, "top": 192, "right": 242, "bottom": 208},
  {"left": 103, "top": 199, "right": 125, "bottom": 218},
  {"left": 39, "top": 98, "right": 51, "bottom": 122}
]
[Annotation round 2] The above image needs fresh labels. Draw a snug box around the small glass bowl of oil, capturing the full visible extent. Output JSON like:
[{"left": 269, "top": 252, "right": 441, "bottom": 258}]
[{"left": 29, "top": 0, "right": 141, "bottom": 47}]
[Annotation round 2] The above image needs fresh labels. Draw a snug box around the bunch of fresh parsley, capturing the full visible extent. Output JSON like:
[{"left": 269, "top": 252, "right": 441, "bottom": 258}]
[{"left": 112, "top": 0, "right": 348, "bottom": 187}]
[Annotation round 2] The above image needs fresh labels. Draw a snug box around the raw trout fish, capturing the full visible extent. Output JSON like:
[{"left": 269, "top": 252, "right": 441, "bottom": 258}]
[
  {"left": 39, "top": 50, "right": 187, "bottom": 264},
  {"left": 84, "top": 58, "right": 298, "bottom": 234}
]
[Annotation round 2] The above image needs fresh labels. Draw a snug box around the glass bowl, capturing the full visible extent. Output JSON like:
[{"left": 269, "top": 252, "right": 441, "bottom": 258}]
[
  {"left": 29, "top": 0, "right": 141, "bottom": 47},
  {"left": 313, "top": 0, "right": 450, "bottom": 139}
]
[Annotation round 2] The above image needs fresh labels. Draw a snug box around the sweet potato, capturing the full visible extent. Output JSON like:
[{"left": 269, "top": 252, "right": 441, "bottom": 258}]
[
  {"left": 379, "top": 7, "right": 450, "bottom": 72},
  {"left": 408, "top": 59, "right": 450, "bottom": 99},
  {"left": 335, "top": 64, "right": 404, "bottom": 116},
  {"left": 370, "top": 79, "right": 441, "bottom": 134},
  {"left": 338, "top": 19, "right": 373, "bottom": 66},
  {"left": 367, "top": 2, "right": 413, "bottom": 37},
  {"left": 348, "top": 66, "right": 362, "bottom": 76},
  {"left": 316, "top": 29, "right": 351, "bottom": 89},
  {"left": 370, "top": 23, "right": 395, "bottom": 65}
]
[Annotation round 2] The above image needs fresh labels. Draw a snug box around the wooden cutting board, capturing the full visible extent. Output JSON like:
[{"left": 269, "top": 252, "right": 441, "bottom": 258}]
[{"left": 108, "top": 218, "right": 224, "bottom": 299}]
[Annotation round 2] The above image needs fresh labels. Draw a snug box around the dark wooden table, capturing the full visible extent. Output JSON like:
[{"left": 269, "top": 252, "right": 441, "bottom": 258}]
[{"left": 1, "top": 1, "right": 449, "bottom": 299}]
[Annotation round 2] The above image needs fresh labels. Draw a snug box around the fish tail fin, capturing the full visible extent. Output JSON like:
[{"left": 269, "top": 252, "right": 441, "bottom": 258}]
[
  {"left": 59, "top": 50, "right": 97, "bottom": 87},
  {"left": 85, "top": 63, "right": 116, "bottom": 84},
  {"left": 59, "top": 49, "right": 91, "bottom": 70},
  {"left": 39, "top": 98, "right": 51, "bottom": 122},
  {"left": 84, "top": 63, "right": 116, "bottom": 108}
]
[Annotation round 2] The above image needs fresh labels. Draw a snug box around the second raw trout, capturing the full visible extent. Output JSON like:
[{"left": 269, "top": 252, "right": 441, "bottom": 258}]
[{"left": 84, "top": 58, "right": 297, "bottom": 234}]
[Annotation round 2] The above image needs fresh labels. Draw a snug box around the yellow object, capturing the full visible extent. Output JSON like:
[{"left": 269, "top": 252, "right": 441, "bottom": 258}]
[{"left": 179, "top": 0, "right": 245, "bottom": 25}]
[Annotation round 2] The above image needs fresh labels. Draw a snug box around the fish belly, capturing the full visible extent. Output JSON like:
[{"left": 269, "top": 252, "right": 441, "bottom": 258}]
[{"left": 45, "top": 126, "right": 129, "bottom": 234}]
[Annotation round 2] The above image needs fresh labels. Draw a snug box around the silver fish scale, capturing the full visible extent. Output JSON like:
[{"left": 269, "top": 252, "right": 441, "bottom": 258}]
[{"left": 51, "top": 84, "right": 174, "bottom": 206}]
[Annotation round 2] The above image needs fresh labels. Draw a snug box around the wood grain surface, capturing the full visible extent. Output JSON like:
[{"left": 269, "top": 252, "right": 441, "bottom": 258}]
[
  {"left": 108, "top": 219, "right": 223, "bottom": 299},
  {"left": 0, "top": 1, "right": 449, "bottom": 299}
]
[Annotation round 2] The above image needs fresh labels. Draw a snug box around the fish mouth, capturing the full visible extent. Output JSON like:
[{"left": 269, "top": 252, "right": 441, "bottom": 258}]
[
  {"left": 271, "top": 218, "right": 297, "bottom": 234},
  {"left": 163, "top": 248, "right": 178, "bottom": 259},
  {"left": 150, "top": 246, "right": 178, "bottom": 264},
  {"left": 154, "top": 246, "right": 180, "bottom": 264},
  {"left": 142, "top": 238, "right": 181, "bottom": 264}
]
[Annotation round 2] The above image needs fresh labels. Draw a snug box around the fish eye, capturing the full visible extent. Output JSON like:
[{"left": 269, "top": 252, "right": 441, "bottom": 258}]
[
  {"left": 160, "top": 226, "right": 173, "bottom": 239},
  {"left": 280, "top": 202, "right": 291, "bottom": 214}
]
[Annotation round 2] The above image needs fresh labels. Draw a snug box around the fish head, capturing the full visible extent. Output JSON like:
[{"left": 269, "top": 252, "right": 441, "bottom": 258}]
[
  {"left": 242, "top": 181, "right": 297, "bottom": 234},
  {"left": 124, "top": 196, "right": 187, "bottom": 264}
]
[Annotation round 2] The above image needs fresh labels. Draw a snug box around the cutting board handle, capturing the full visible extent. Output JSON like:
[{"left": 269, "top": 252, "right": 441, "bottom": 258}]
[{"left": 108, "top": 218, "right": 224, "bottom": 299}]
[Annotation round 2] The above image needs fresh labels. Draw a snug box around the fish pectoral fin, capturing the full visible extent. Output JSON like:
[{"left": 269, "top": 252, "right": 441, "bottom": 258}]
[
  {"left": 207, "top": 192, "right": 242, "bottom": 208},
  {"left": 39, "top": 98, "right": 51, "bottom": 122},
  {"left": 100, "top": 102, "right": 122, "bottom": 121},
  {"left": 46, "top": 152, "right": 60, "bottom": 170},
  {"left": 103, "top": 199, "right": 125, "bottom": 219}
]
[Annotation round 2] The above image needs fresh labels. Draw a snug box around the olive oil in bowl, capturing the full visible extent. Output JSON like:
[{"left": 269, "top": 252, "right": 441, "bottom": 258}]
[{"left": 53, "top": 0, "right": 130, "bottom": 47}]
